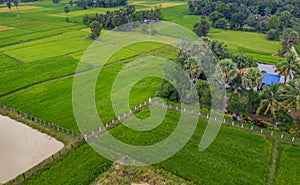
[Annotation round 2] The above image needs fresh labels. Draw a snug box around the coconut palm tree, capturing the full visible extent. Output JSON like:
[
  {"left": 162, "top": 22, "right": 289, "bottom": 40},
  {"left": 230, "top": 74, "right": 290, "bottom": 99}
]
[
  {"left": 280, "top": 79, "right": 300, "bottom": 110},
  {"left": 219, "top": 59, "right": 237, "bottom": 85},
  {"left": 276, "top": 53, "right": 300, "bottom": 83},
  {"left": 256, "top": 83, "right": 282, "bottom": 120}
]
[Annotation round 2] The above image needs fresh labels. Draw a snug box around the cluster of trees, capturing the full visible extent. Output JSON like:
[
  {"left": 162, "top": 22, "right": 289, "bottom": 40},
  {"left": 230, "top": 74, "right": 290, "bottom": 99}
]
[
  {"left": 189, "top": 0, "right": 299, "bottom": 56},
  {"left": 159, "top": 37, "right": 300, "bottom": 134},
  {"left": 83, "top": 5, "right": 162, "bottom": 31},
  {"left": 188, "top": 0, "right": 299, "bottom": 31},
  {"left": 227, "top": 53, "right": 300, "bottom": 133},
  {"left": 76, "top": 0, "right": 127, "bottom": 9},
  {"left": 159, "top": 39, "right": 257, "bottom": 108}
]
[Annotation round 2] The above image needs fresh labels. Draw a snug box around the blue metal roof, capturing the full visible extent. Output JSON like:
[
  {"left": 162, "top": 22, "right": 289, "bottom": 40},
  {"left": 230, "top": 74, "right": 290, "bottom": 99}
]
[{"left": 262, "top": 73, "right": 280, "bottom": 86}]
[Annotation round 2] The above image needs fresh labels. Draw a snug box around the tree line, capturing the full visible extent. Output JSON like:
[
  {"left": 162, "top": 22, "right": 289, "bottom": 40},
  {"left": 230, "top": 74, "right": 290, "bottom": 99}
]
[
  {"left": 83, "top": 5, "right": 162, "bottom": 38},
  {"left": 189, "top": 0, "right": 299, "bottom": 57}
]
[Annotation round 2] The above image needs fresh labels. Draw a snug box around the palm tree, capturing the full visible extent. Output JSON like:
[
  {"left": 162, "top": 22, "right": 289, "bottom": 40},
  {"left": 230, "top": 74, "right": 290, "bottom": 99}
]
[
  {"left": 241, "top": 67, "right": 262, "bottom": 89},
  {"left": 7, "top": 1, "right": 12, "bottom": 16},
  {"left": 280, "top": 79, "right": 300, "bottom": 110},
  {"left": 64, "top": 6, "right": 70, "bottom": 22},
  {"left": 13, "top": 0, "right": 20, "bottom": 19},
  {"left": 219, "top": 59, "right": 237, "bottom": 85},
  {"left": 184, "top": 58, "right": 202, "bottom": 82},
  {"left": 124, "top": 5, "right": 135, "bottom": 31},
  {"left": 256, "top": 83, "right": 282, "bottom": 120},
  {"left": 276, "top": 53, "right": 300, "bottom": 83}
]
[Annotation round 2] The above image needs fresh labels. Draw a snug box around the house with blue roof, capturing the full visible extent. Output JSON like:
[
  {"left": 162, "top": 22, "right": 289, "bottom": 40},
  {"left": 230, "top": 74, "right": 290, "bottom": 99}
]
[{"left": 261, "top": 73, "right": 281, "bottom": 86}]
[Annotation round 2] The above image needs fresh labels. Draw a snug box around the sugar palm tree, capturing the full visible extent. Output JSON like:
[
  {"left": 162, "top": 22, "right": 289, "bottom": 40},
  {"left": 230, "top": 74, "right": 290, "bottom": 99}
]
[
  {"left": 219, "top": 59, "right": 237, "bottom": 85},
  {"left": 7, "top": 1, "right": 12, "bottom": 16},
  {"left": 280, "top": 79, "right": 300, "bottom": 110},
  {"left": 276, "top": 53, "right": 300, "bottom": 83},
  {"left": 64, "top": 6, "right": 70, "bottom": 22},
  {"left": 256, "top": 83, "right": 282, "bottom": 120},
  {"left": 124, "top": 5, "right": 135, "bottom": 31},
  {"left": 184, "top": 58, "right": 202, "bottom": 82},
  {"left": 13, "top": 0, "right": 20, "bottom": 19},
  {"left": 241, "top": 67, "right": 262, "bottom": 90}
]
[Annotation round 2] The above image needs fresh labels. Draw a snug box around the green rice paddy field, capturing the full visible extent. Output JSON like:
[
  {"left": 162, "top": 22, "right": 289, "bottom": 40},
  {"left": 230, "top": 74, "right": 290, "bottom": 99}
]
[{"left": 0, "top": 0, "right": 299, "bottom": 184}]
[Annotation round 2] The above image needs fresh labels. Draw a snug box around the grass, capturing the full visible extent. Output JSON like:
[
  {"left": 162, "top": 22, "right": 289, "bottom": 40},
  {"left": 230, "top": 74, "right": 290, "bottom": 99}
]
[
  {"left": 0, "top": 25, "right": 14, "bottom": 31},
  {"left": 0, "top": 1, "right": 299, "bottom": 184},
  {"left": 161, "top": 5, "right": 199, "bottom": 30},
  {"left": 22, "top": 144, "right": 112, "bottom": 185},
  {"left": 49, "top": 6, "right": 123, "bottom": 18},
  {"left": 0, "top": 6, "right": 40, "bottom": 13},
  {"left": 0, "top": 56, "right": 92, "bottom": 97},
  {"left": 1, "top": 30, "right": 92, "bottom": 63},
  {"left": 161, "top": 4, "right": 283, "bottom": 63},
  {"left": 275, "top": 145, "right": 300, "bottom": 185},
  {"left": 105, "top": 108, "right": 272, "bottom": 184},
  {"left": 209, "top": 30, "right": 282, "bottom": 63},
  {"left": 296, "top": 45, "right": 300, "bottom": 55},
  {"left": 0, "top": 44, "right": 175, "bottom": 132},
  {"left": 0, "top": 53, "right": 19, "bottom": 70}
]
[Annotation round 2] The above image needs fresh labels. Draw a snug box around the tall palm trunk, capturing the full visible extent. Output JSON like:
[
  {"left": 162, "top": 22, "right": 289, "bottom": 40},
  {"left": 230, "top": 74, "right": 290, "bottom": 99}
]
[{"left": 16, "top": 6, "right": 20, "bottom": 19}]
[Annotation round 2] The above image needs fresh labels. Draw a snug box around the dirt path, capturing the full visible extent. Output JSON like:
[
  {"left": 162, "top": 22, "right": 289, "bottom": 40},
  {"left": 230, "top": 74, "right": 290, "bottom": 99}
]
[{"left": 266, "top": 142, "right": 281, "bottom": 185}]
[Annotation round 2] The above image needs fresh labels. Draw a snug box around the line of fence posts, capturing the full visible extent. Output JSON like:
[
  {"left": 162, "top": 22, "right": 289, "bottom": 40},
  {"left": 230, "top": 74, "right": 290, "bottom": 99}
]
[
  {"left": 8, "top": 139, "right": 84, "bottom": 185},
  {"left": 147, "top": 98, "right": 299, "bottom": 144},
  {"left": 83, "top": 97, "right": 299, "bottom": 144},
  {"left": 1, "top": 98, "right": 299, "bottom": 184},
  {"left": 0, "top": 104, "right": 85, "bottom": 185},
  {"left": 0, "top": 104, "right": 80, "bottom": 138}
]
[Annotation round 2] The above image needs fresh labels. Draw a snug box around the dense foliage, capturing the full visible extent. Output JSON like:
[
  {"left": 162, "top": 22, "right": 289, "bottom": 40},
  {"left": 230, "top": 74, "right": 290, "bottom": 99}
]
[{"left": 188, "top": 0, "right": 300, "bottom": 55}]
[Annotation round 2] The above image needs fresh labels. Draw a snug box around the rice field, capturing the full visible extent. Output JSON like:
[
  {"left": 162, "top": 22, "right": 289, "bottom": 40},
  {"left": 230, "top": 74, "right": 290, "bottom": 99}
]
[{"left": 0, "top": 0, "right": 299, "bottom": 184}]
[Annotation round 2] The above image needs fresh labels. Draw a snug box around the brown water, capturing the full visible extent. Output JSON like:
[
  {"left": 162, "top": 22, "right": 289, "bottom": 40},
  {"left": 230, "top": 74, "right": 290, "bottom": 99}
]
[{"left": 0, "top": 115, "right": 64, "bottom": 183}]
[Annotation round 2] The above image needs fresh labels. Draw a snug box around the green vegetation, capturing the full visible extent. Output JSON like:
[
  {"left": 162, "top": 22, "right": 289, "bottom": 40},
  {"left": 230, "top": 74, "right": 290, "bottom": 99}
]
[
  {"left": 276, "top": 146, "right": 300, "bottom": 185},
  {"left": 296, "top": 45, "right": 300, "bottom": 54},
  {"left": 0, "top": 43, "right": 174, "bottom": 131},
  {"left": 209, "top": 30, "right": 282, "bottom": 64},
  {"left": 0, "top": 56, "right": 92, "bottom": 97},
  {"left": 92, "top": 165, "right": 194, "bottom": 185},
  {"left": 23, "top": 144, "right": 112, "bottom": 185},
  {"left": 107, "top": 108, "right": 272, "bottom": 184},
  {"left": 0, "top": 53, "right": 19, "bottom": 70},
  {"left": 0, "top": 0, "right": 299, "bottom": 184},
  {"left": 0, "top": 31, "right": 92, "bottom": 63},
  {"left": 161, "top": 4, "right": 283, "bottom": 64}
]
